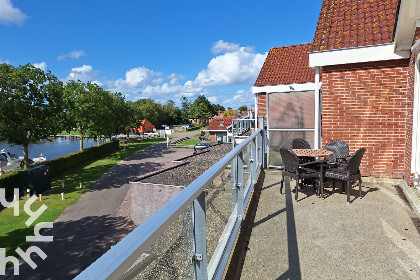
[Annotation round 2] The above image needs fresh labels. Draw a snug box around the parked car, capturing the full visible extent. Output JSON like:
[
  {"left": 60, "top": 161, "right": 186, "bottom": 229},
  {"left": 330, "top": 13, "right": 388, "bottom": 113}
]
[
  {"left": 182, "top": 124, "right": 194, "bottom": 130},
  {"left": 194, "top": 142, "right": 211, "bottom": 150}
]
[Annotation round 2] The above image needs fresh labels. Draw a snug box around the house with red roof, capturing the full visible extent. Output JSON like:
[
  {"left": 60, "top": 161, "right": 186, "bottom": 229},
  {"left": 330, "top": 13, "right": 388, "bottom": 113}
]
[
  {"left": 133, "top": 119, "right": 155, "bottom": 134},
  {"left": 252, "top": 43, "right": 317, "bottom": 167},
  {"left": 203, "top": 117, "right": 241, "bottom": 142},
  {"left": 253, "top": 0, "right": 420, "bottom": 188}
]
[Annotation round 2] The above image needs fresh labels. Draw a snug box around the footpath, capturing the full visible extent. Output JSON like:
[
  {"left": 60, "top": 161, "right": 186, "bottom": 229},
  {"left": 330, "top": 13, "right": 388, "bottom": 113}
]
[{"left": 8, "top": 131, "right": 198, "bottom": 280}]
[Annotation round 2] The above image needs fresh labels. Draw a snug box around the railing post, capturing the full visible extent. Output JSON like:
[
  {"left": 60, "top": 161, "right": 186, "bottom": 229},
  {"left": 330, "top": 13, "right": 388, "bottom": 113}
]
[
  {"left": 259, "top": 116, "right": 267, "bottom": 169},
  {"left": 248, "top": 139, "right": 256, "bottom": 185},
  {"left": 192, "top": 192, "right": 208, "bottom": 280},
  {"left": 232, "top": 151, "right": 244, "bottom": 218}
]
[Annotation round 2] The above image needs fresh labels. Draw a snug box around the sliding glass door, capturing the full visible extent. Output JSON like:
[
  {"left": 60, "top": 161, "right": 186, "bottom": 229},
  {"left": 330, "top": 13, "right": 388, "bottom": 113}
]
[{"left": 267, "top": 91, "right": 315, "bottom": 167}]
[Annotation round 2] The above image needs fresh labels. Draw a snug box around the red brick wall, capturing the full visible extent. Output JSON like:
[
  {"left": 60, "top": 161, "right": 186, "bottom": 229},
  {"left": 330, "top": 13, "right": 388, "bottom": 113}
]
[
  {"left": 322, "top": 59, "right": 412, "bottom": 178},
  {"left": 256, "top": 93, "right": 267, "bottom": 126}
]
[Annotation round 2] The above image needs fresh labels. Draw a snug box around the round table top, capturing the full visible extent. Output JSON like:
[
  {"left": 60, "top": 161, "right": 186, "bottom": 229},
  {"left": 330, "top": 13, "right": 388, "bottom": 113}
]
[{"left": 292, "top": 149, "right": 334, "bottom": 157}]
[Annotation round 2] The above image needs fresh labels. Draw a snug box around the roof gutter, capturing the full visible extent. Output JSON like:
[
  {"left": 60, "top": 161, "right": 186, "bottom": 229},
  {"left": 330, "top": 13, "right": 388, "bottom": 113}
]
[{"left": 308, "top": 43, "right": 410, "bottom": 68}]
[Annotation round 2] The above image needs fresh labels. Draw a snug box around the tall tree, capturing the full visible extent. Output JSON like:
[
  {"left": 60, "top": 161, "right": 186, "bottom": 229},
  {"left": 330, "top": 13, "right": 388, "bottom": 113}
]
[
  {"left": 0, "top": 63, "right": 65, "bottom": 168},
  {"left": 212, "top": 104, "right": 225, "bottom": 113},
  {"left": 238, "top": 105, "right": 248, "bottom": 112},
  {"left": 162, "top": 100, "right": 181, "bottom": 125},
  {"left": 180, "top": 96, "right": 191, "bottom": 124},
  {"left": 188, "top": 94, "right": 215, "bottom": 123},
  {"left": 134, "top": 99, "right": 165, "bottom": 128}
]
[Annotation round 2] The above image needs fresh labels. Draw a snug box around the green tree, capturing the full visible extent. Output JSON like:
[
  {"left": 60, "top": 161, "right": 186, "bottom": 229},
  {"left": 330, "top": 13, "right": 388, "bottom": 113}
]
[
  {"left": 212, "top": 104, "right": 225, "bottom": 113},
  {"left": 238, "top": 105, "right": 248, "bottom": 112},
  {"left": 0, "top": 63, "right": 65, "bottom": 168},
  {"left": 64, "top": 81, "right": 96, "bottom": 150},
  {"left": 223, "top": 108, "right": 235, "bottom": 117},
  {"left": 119, "top": 100, "right": 141, "bottom": 141},
  {"left": 134, "top": 99, "right": 165, "bottom": 127},
  {"left": 188, "top": 95, "right": 215, "bottom": 123},
  {"left": 89, "top": 84, "right": 114, "bottom": 143},
  {"left": 162, "top": 100, "right": 181, "bottom": 125},
  {"left": 180, "top": 96, "right": 191, "bottom": 124}
]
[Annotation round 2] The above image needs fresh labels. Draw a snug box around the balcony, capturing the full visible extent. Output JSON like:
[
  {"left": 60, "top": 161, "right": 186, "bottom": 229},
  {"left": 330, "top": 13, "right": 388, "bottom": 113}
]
[{"left": 76, "top": 119, "right": 420, "bottom": 279}]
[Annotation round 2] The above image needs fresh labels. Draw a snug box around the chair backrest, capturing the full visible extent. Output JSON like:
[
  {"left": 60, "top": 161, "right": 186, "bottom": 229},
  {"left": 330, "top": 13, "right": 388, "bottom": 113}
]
[
  {"left": 292, "top": 138, "right": 311, "bottom": 149},
  {"left": 280, "top": 148, "right": 299, "bottom": 173},
  {"left": 347, "top": 148, "right": 366, "bottom": 174},
  {"left": 324, "top": 140, "right": 349, "bottom": 162}
]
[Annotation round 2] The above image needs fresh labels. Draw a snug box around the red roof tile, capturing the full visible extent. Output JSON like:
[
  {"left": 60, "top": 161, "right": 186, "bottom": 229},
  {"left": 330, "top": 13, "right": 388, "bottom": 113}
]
[
  {"left": 312, "top": 0, "right": 400, "bottom": 51},
  {"left": 254, "top": 44, "right": 314, "bottom": 86},
  {"left": 207, "top": 117, "right": 240, "bottom": 131}
]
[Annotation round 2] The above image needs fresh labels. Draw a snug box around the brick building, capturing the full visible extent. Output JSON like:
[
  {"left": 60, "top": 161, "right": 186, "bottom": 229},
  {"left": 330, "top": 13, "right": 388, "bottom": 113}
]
[
  {"left": 253, "top": 0, "right": 420, "bottom": 186},
  {"left": 203, "top": 117, "right": 241, "bottom": 142}
]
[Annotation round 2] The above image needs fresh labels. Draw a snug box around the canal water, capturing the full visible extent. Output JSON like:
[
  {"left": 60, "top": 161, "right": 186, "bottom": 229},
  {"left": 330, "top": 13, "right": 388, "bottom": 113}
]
[{"left": 0, "top": 138, "right": 104, "bottom": 161}]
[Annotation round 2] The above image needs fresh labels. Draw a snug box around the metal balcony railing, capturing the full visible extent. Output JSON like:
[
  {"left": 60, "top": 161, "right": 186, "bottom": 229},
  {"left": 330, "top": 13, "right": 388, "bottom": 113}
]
[{"left": 76, "top": 117, "right": 267, "bottom": 280}]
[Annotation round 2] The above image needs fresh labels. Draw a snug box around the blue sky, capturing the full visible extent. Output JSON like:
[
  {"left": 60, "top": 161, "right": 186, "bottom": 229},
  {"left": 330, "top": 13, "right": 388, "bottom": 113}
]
[{"left": 0, "top": 0, "right": 322, "bottom": 109}]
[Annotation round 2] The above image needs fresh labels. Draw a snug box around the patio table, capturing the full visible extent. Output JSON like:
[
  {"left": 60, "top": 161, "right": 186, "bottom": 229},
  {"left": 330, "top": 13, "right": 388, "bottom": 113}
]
[
  {"left": 291, "top": 149, "right": 333, "bottom": 197},
  {"left": 292, "top": 149, "right": 333, "bottom": 158}
]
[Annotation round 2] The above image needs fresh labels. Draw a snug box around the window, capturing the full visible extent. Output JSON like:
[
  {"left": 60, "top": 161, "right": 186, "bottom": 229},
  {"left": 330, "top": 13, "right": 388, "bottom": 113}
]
[{"left": 220, "top": 121, "right": 224, "bottom": 126}]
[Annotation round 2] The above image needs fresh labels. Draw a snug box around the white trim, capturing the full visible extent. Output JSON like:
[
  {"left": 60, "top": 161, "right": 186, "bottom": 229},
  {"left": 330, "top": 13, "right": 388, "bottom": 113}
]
[
  {"left": 411, "top": 54, "right": 420, "bottom": 175},
  {"left": 309, "top": 43, "right": 410, "bottom": 68},
  {"left": 314, "top": 67, "right": 320, "bottom": 149},
  {"left": 394, "top": 0, "right": 420, "bottom": 51},
  {"left": 251, "top": 82, "right": 316, "bottom": 94}
]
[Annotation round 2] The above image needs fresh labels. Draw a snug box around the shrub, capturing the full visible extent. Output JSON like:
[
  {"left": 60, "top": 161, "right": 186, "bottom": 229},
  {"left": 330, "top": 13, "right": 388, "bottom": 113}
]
[
  {"left": 0, "top": 170, "right": 23, "bottom": 199},
  {"left": 44, "top": 140, "right": 119, "bottom": 177}
]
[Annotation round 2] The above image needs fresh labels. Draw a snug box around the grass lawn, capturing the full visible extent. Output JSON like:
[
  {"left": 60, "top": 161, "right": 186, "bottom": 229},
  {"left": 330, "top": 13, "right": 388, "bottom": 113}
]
[
  {"left": 174, "top": 138, "right": 200, "bottom": 149},
  {"left": 0, "top": 137, "right": 164, "bottom": 260}
]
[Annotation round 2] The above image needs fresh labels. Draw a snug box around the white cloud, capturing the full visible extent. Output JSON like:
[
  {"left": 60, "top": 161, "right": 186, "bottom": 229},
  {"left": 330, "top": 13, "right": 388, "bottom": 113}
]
[
  {"left": 57, "top": 50, "right": 86, "bottom": 61},
  {"left": 0, "top": 0, "right": 27, "bottom": 26},
  {"left": 223, "top": 89, "right": 254, "bottom": 108},
  {"left": 123, "top": 67, "right": 161, "bottom": 88},
  {"left": 190, "top": 42, "right": 267, "bottom": 87},
  {"left": 211, "top": 40, "right": 239, "bottom": 54},
  {"left": 66, "top": 65, "right": 98, "bottom": 83},
  {"left": 60, "top": 41, "right": 265, "bottom": 108},
  {"left": 152, "top": 78, "right": 164, "bottom": 85},
  {"left": 208, "top": 96, "right": 218, "bottom": 103},
  {"left": 33, "top": 62, "right": 47, "bottom": 71}
]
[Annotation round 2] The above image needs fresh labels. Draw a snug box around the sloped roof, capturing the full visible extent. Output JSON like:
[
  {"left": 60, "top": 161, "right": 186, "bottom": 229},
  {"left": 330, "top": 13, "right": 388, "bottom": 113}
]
[
  {"left": 312, "top": 0, "right": 400, "bottom": 52},
  {"left": 207, "top": 117, "right": 240, "bottom": 131},
  {"left": 254, "top": 44, "right": 315, "bottom": 86}
]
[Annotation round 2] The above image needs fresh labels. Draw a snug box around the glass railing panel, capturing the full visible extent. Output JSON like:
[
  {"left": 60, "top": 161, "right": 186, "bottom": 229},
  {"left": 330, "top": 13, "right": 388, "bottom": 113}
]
[
  {"left": 131, "top": 206, "right": 194, "bottom": 280},
  {"left": 205, "top": 159, "right": 233, "bottom": 261}
]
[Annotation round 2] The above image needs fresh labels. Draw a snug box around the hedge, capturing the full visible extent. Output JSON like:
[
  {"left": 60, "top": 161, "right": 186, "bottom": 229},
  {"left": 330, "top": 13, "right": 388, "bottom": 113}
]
[{"left": 0, "top": 140, "right": 119, "bottom": 199}]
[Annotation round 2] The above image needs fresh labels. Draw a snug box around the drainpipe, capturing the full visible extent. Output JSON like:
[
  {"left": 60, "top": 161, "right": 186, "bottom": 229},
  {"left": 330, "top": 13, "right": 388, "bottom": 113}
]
[{"left": 314, "top": 67, "right": 320, "bottom": 149}]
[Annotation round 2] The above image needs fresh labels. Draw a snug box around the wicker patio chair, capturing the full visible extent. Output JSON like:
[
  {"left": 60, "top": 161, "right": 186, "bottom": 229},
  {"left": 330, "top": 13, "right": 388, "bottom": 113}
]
[
  {"left": 323, "top": 148, "right": 366, "bottom": 203},
  {"left": 292, "top": 138, "right": 312, "bottom": 164},
  {"left": 323, "top": 140, "right": 351, "bottom": 192},
  {"left": 292, "top": 138, "right": 311, "bottom": 149},
  {"left": 280, "top": 148, "right": 323, "bottom": 201},
  {"left": 324, "top": 140, "right": 349, "bottom": 164}
]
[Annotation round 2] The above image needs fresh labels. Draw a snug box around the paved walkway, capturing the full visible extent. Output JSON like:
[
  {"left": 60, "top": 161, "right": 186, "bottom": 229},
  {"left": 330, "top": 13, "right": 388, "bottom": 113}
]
[
  {"left": 240, "top": 170, "right": 420, "bottom": 280},
  {"left": 8, "top": 131, "right": 198, "bottom": 280}
]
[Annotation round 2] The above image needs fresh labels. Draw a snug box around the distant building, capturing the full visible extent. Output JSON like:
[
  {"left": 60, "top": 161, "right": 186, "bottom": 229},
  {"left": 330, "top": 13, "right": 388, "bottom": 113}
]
[
  {"left": 203, "top": 117, "right": 241, "bottom": 142},
  {"left": 134, "top": 119, "right": 155, "bottom": 134}
]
